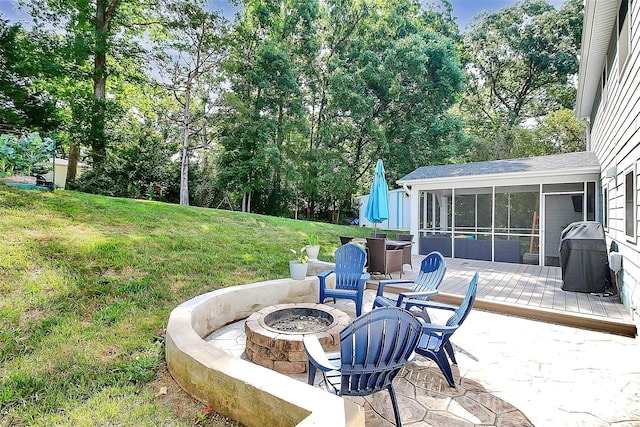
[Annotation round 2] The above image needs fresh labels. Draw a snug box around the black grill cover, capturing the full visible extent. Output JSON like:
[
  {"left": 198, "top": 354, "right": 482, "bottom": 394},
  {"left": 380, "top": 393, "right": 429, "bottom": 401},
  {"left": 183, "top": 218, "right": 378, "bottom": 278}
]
[{"left": 560, "top": 221, "right": 610, "bottom": 292}]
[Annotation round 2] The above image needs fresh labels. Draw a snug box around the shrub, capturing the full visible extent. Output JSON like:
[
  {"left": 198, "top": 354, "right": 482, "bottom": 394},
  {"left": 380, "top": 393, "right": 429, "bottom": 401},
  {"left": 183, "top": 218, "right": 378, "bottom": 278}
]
[{"left": 0, "top": 133, "right": 54, "bottom": 177}]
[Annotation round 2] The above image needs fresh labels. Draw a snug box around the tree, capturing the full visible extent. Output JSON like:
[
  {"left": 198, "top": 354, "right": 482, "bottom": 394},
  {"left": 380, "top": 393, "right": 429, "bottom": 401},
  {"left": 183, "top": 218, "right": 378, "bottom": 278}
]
[
  {"left": 0, "top": 18, "right": 61, "bottom": 132},
  {"left": 382, "top": 31, "right": 465, "bottom": 180},
  {"left": 310, "top": 0, "right": 464, "bottom": 209},
  {"left": 217, "top": 0, "right": 465, "bottom": 220},
  {"left": 155, "top": 0, "right": 225, "bottom": 206},
  {"left": 535, "top": 108, "right": 586, "bottom": 154},
  {"left": 462, "top": 0, "right": 582, "bottom": 160},
  {"left": 218, "top": 0, "right": 317, "bottom": 214},
  {"left": 20, "top": 0, "right": 157, "bottom": 177}
]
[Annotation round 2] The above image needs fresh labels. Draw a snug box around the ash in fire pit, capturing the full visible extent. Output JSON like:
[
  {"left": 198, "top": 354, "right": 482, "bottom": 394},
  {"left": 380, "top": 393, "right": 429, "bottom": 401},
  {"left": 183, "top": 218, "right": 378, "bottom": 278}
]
[
  {"left": 244, "top": 303, "right": 350, "bottom": 374},
  {"left": 264, "top": 308, "right": 332, "bottom": 333}
]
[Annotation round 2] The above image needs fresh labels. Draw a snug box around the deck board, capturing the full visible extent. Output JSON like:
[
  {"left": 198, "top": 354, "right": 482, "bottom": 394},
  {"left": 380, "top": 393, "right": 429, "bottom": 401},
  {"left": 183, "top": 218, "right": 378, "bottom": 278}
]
[
  {"left": 484, "top": 262, "right": 521, "bottom": 299},
  {"left": 551, "top": 267, "right": 565, "bottom": 311},
  {"left": 526, "top": 266, "right": 546, "bottom": 306},
  {"left": 395, "top": 255, "right": 635, "bottom": 336},
  {"left": 495, "top": 263, "right": 528, "bottom": 302},
  {"left": 589, "top": 295, "right": 609, "bottom": 317},
  {"left": 540, "top": 267, "right": 555, "bottom": 309}
]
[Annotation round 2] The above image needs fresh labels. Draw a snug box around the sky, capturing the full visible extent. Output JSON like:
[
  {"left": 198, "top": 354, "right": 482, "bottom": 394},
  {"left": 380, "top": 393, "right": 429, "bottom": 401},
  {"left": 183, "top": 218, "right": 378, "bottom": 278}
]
[
  {"left": 450, "top": 0, "right": 566, "bottom": 30},
  {"left": 0, "top": 0, "right": 568, "bottom": 30}
]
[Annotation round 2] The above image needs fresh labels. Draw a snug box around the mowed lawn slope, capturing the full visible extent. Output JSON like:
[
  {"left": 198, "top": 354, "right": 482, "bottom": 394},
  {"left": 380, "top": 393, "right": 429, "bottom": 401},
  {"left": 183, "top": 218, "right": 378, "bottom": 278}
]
[{"left": 0, "top": 185, "right": 372, "bottom": 425}]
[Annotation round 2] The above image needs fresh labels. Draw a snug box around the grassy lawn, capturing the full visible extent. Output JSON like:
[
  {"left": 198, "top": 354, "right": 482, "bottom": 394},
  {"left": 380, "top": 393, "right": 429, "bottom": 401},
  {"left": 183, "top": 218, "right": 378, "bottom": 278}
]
[{"left": 0, "top": 185, "right": 378, "bottom": 425}]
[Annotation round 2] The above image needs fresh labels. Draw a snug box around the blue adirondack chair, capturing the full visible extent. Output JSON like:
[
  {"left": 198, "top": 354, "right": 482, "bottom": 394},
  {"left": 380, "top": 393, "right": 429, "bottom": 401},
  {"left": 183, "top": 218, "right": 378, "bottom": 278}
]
[
  {"left": 414, "top": 272, "right": 478, "bottom": 387},
  {"left": 303, "top": 307, "right": 423, "bottom": 427},
  {"left": 373, "top": 251, "right": 446, "bottom": 310},
  {"left": 318, "top": 243, "right": 370, "bottom": 316}
]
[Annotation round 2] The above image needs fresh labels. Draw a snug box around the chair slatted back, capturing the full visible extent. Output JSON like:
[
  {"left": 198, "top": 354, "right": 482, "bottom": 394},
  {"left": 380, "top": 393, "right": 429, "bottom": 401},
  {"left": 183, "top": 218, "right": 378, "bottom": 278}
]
[
  {"left": 412, "top": 251, "right": 446, "bottom": 297},
  {"left": 395, "top": 234, "right": 413, "bottom": 242},
  {"left": 446, "top": 272, "right": 478, "bottom": 328},
  {"left": 334, "top": 243, "right": 367, "bottom": 291},
  {"left": 338, "top": 307, "right": 422, "bottom": 396}
]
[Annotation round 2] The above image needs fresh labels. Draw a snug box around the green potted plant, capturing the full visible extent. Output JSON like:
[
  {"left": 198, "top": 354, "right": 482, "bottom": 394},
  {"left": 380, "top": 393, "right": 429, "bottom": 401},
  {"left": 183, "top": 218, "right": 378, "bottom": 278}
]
[
  {"left": 305, "top": 233, "right": 320, "bottom": 261},
  {"left": 289, "top": 247, "right": 309, "bottom": 280}
]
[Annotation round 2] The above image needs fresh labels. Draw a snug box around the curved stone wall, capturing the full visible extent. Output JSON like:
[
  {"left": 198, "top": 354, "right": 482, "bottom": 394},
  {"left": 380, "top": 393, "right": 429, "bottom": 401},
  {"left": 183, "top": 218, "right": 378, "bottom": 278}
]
[{"left": 165, "top": 276, "right": 364, "bottom": 427}]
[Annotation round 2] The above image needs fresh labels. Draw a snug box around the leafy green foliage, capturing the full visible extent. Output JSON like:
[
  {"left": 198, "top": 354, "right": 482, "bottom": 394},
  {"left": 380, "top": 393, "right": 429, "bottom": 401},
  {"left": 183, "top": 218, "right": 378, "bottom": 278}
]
[
  {"left": 307, "top": 232, "right": 319, "bottom": 246},
  {"left": 0, "top": 19, "right": 62, "bottom": 131},
  {"left": 219, "top": 0, "right": 466, "bottom": 219},
  {"left": 534, "top": 108, "right": 586, "bottom": 154},
  {"left": 0, "top": 0, "right": 584, "bottom": 220},
  {"left": 462, "top": 0, "right": 583, "bottom": 160},
  {"left": 218, "top": 0, "right": 315, "bottom": 215},
  {"left": 0, "top": 133, "right": 54, "bottom": 176},
  {"left": 21, "top": 0, "right": 160, "bottom": 170},
  {"left": 70, "top": 117, "right": 180, "bottom": 200},
  {"left": 289, "top": 247, "right": 309, "bottom": 264}
]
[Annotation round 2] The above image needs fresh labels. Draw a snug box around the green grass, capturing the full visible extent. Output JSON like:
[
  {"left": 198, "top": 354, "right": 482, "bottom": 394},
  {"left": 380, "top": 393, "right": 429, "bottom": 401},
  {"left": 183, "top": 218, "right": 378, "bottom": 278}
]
[{"left": 0, "top": 185, "right": 377, "bottom": 425}]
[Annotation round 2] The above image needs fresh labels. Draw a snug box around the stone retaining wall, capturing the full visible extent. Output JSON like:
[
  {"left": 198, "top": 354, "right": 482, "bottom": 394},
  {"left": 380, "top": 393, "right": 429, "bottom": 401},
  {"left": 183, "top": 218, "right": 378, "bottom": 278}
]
[{"left": 165, "top": 273, "right": 364, "bottom": 427}]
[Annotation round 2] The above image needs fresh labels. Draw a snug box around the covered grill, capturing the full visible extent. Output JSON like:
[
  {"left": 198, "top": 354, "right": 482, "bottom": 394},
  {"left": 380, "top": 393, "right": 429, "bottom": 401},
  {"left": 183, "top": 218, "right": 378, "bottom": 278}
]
[{"left": 560, "top": 221, "right": 610, "bottom": 292}]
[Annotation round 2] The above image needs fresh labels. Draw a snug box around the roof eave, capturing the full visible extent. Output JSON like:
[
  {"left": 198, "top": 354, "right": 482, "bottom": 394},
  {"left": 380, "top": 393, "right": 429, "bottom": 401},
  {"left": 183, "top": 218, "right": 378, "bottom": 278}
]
[
  {"left": 576, "top": 0, "right": 618, "bottom": 119},
  {"left": 397, "top": 166, "right": 601, "bottom": 187}
]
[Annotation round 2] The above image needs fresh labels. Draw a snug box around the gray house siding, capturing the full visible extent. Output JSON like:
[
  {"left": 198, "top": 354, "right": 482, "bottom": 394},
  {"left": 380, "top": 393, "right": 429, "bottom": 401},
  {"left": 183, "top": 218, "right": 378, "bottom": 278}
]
[{"left": 579, "top": 0, "right": 640, "bottom": 324}]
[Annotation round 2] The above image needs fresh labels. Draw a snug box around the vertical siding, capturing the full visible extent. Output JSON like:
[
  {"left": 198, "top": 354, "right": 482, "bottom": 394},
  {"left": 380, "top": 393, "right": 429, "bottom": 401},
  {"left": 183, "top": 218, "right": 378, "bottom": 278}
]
[
  {"left": 591, "top": 0, "right": 640, "bottom": 323},
  {"left": 357, "top": 190, "right": 410, "bottom": 230}
]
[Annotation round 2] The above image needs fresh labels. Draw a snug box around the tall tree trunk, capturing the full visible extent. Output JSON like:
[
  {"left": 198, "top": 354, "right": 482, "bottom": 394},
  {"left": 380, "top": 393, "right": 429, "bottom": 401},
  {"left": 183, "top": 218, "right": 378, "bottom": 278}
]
[
  {"left": 91, "top": 0, "right": 117, "bottom": 168},
  {"left": 271, "top": 103, "right": 284, "bottom": 211},
  {"left": 241, "top": 192, "right": 251, "bottom": 213},
  {"left": 65, "top": 144, "right": 80, "bottom": 185},
  {"left": 180, "top": 75, "right": 193, "bottom": 206}
]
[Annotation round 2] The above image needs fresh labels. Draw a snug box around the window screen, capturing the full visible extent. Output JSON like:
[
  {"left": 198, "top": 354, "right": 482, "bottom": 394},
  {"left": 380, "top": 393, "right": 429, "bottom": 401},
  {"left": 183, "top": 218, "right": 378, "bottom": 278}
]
[
  {"left": 587, "top": 182, "right": 596, "bottom": 221},
  {"left": 625, "top": 170, "right": 635, "bottom": 237},
  {"left": 619, "top": 0, "right": 630, "bottom": 71},
  {"left": 604, "top": 187, "right": 608, "bottom": 228}
]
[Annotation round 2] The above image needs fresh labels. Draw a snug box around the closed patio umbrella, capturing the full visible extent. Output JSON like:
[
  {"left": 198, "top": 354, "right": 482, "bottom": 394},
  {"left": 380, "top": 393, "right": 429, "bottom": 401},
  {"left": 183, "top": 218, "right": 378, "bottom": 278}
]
[{"left": 365, "top": 159, "right": 390, "bottom": 235}]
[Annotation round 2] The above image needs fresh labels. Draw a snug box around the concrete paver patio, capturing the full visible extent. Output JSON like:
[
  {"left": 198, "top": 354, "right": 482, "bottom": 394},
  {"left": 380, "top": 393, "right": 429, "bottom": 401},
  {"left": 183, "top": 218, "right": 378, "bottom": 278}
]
[{"left": 209, "top": 286, "right": 640, "bottom": 426}]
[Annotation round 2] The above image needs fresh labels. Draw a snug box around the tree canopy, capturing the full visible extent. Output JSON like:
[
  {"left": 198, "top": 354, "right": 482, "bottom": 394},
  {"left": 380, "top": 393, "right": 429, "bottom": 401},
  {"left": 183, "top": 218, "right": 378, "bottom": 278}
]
[
  {"left": 0, "top": 0, "right": 585, "bottom": 221},
  {"left": 462, "top": 0, "right": 584, "bottom": 160}
]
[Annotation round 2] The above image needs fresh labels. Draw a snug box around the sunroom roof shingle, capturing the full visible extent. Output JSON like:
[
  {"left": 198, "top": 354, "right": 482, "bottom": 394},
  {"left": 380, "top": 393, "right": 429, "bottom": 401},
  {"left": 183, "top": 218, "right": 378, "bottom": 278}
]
[{"left": 399, "top": 151, "right": 600, "bottom": 182}]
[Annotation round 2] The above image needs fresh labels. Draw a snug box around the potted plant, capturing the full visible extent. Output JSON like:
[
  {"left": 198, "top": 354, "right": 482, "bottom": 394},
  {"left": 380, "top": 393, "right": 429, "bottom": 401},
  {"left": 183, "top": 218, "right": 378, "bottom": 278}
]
[
  {"left": 305, "top": 233, "right": 320, "bottom": 261},
  {"left": 289, "top": 247, "right": 309, "bottom": 280}
]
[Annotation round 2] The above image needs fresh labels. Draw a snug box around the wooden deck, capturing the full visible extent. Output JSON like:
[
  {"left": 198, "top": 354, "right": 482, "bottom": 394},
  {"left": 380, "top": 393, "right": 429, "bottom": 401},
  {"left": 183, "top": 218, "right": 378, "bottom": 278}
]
[{"left": 369, "top": 256, "right": 637, "bottom": 337}]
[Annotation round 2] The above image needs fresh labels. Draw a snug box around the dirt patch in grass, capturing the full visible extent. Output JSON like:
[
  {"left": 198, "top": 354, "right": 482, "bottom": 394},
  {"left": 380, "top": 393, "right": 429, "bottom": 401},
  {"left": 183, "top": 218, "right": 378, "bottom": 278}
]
[
  {"left": 20, "top": 306, "right": 49, "bottom": 323},
  {"left": 103, "top": 265, "right": 145, "bottom": 280},
  {"left": 150, "top": 363, "right": 243, "bottom": 426}
]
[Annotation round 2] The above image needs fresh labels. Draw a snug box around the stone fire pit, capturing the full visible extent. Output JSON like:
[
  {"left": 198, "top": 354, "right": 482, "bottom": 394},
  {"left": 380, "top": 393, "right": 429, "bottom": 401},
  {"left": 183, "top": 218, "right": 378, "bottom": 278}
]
[{"left": 245, "top": 303, "right": 350, "bottom": 374}]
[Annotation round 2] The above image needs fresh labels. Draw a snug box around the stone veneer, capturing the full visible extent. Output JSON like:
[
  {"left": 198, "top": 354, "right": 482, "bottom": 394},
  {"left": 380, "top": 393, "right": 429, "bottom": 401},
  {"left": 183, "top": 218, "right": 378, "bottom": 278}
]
[
  {"left": 165, "top": 264, "right": 364, "bottom": 427},
  {"left": 244, "top": 303, "right": 351, "bottom": 374}
]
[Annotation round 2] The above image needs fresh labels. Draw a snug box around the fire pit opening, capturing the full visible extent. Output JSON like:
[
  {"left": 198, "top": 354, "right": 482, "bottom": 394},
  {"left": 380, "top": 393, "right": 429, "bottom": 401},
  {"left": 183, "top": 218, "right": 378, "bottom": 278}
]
[
  {"left": 244, "top": 303, "right": 350, "bottom": 374},
  {"left": 264, "top": 307, "right": 333, "bottom": 333}
]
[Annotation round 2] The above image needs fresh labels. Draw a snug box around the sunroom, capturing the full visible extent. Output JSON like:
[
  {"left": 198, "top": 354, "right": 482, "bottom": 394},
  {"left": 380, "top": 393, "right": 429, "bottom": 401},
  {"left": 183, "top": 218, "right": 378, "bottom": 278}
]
[{"left": 398, "top": 151, "right": 601, "bottom": 267}]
